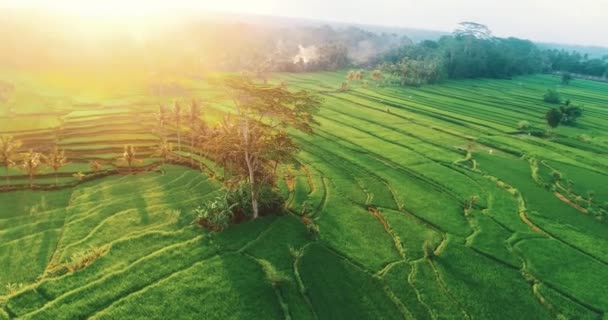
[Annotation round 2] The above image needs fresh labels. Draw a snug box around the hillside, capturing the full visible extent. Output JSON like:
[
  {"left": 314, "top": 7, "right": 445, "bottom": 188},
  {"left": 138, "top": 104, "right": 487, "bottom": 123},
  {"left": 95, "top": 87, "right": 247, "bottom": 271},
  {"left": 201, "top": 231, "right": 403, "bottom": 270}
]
[{"left": 1, "top": 72, "right": 608, "bottom": 319}]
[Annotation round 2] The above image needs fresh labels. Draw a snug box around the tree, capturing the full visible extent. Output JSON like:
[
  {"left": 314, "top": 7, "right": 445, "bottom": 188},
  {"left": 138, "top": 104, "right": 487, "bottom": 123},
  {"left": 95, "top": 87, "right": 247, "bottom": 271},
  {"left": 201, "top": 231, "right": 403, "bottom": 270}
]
[
  {"left": 0, "top": 135, "right": 22, "bottom": 185},
  {"left": 561, "top": 72, "right": 573, "bottom": 85},
  {"left": 154, "top": 137, "right": 173, "bottom": 172},
  {"left": 546, "top": 108, "right": 562, "bottom": 129},
  {"left": 44, "top": 146, "right": 68, "bottom": 185},
  {"left": 21, "top": 149, "right": 42, "bottom": 188},
  {"left": 155, "top": 105, "right": 169, "bottom": 136},
  {"left": 122, "top": 145, "right": 137, "bottom": 173},
  {"left": 187, "top": 100, "right": 202, "bottom": 166},
  {"left": 219, "top": 76, "right": 321, "bottom": 219},
  {"left": 559, "top": 105, "right": 583, "bottom": 125},
  {"left": 543, "top": 89, "right": 561, "bottom": 104},
  {"left": 171, "top": 101, "right": 183, "bottom": 151}
]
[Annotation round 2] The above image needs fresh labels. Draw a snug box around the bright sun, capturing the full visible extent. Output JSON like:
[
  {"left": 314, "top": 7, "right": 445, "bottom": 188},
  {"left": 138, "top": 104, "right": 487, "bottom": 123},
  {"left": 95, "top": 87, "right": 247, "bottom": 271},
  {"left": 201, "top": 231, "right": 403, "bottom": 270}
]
[{"left": 3, "top": 0, "right": 269, "bottom": 19}]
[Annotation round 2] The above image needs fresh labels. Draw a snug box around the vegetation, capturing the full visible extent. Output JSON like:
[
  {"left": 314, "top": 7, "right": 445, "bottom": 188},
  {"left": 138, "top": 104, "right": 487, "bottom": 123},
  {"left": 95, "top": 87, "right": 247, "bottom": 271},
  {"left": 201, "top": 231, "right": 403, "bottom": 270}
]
[
  {"left": 543, "top": 89, "right": 561, "bottom": 104},
  {"left": 214, "top": 76, "right": 321, "bottom": 218},
  {"left": 20, "top": 149, "right": 42, "bottom": 188},
  {"left": 194, "top": 194, "right": 236, "bottom": 230},
  {"left": 0, "top": 136, "right": 21, "bottom": 185},
  {"left": 545, "top": 108, "right": 563, "bottom": 129},
  {"left": 1, "top": 69, "right": 608, "bottom": 319},
  {"left": 43, "top": 146, "right": 68, "bottom": 185}
]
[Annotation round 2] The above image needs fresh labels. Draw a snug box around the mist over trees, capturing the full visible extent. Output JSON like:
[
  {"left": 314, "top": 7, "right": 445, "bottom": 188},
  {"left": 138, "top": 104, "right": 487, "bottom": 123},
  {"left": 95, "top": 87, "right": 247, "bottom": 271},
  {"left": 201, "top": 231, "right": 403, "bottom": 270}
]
[
  {"left": 373, "top": 22, "right": 547, "bottom": 85},
  {"left": 1, "top": 10, "right": 606, "bottom": 82}
]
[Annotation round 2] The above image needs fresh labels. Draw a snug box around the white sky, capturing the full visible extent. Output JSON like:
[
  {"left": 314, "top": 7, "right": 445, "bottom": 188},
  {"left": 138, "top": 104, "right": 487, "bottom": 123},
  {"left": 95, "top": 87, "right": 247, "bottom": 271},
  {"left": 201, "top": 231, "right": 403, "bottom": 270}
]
[{"left": 3, "top": 0, "right": 608, "bottom": 47}]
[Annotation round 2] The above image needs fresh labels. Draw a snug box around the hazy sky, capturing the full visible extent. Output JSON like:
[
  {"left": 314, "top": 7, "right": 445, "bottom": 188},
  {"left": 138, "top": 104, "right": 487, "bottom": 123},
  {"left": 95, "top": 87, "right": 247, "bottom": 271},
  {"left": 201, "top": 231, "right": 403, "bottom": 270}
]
[{"left": 3, "top": 0, "right": 608, "bottom": 47}]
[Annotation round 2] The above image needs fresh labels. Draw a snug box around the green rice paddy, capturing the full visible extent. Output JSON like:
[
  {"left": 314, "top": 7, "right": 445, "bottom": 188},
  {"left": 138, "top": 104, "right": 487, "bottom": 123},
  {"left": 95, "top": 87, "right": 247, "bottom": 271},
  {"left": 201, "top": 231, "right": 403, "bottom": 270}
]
[{"left": 1, "top": 71, "right": 607, "bottom": 319}]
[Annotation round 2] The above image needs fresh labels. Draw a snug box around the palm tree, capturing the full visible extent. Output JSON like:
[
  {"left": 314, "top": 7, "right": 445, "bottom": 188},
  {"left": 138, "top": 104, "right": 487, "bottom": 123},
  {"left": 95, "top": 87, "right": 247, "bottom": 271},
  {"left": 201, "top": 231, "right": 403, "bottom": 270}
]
[
  {"left": 21, "top": 149, "right": 42, "bottom": 188},
  {"left": 44, "top": 146, "right": 68, "bottom": 185},
  {"left": 154, "top": 137, "right": 173, "bottom": 173},
  {"left": 155, "top": 105, "right": 169, "bottom": 137},
  {"left": 188, "top": 100, "right": 201, "bottom": 166},
  {"left": 122, "top": 145, "right": 137, "bottom": 173},
  {"left": 346, "top": 70, "right": 356, "bottom": 82},
  {"left": 172, "top": 101, "right": 183, "bottom": 151},
  {"left": 195, "top": 124, "right": 211, "bottom": 172},
  {"left": 0, "top": 135, "right": 22, "bottom": 185}
]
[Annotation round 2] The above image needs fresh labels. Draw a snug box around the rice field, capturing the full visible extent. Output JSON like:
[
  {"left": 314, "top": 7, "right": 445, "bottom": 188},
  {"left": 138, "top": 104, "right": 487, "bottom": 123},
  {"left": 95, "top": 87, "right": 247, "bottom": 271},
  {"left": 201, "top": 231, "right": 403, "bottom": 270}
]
[{"left": 1, "top": 71, "right": 607, "bottom": 319}]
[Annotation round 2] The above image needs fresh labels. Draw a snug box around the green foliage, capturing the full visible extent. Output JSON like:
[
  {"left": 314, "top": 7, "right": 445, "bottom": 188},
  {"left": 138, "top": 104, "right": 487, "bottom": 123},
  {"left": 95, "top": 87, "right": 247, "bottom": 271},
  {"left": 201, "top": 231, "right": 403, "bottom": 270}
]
[
  {"left": 561, "top": 72, "right": 573, "bottom": 84},
  {"left": 64, "top": 245, "right": 110, "bottom": 274},
  {"left": 578, "top": 134, "right": 591, "bottom": 142},
  {"left": 543, "top": 89, "right": 562, "bottom": 104},
  {"left": 227, "top": 182, "right": 284, "bottom": 218},
  {"left": 517, "top": 120, "right": 530, "bottom": 131},
  {"left": 377, "top": 24, "right": 543, "bottom": 82},
  {"left": 2, "top": 71, "right": 608, "bottom": 319},
  {"left": 559, "top": 105, "right": 583, "bottom": 125},
  {"left": 546, "top": 49, "right": 608, "bottom": 77},
  {"left": 545, "top": 108, "right": 562, "bottom": 128},
  {"left": 551, "top": 170, "right": 562, "bottom": 182},
  {"left": 381, "top": 58, "right": 446, "bottom": 86},
  {"left": 194, "top": 193, "right": 236, "bottom": 230}
]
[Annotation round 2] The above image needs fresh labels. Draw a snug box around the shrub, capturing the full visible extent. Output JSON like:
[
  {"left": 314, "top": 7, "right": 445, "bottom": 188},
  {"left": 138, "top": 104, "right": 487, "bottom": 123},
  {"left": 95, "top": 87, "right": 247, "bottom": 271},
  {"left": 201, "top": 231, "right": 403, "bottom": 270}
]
[
  {"left": 517, "top": 120, "right": 530, "bottom": 131},
  {"left": 227, "top": 182, "right": 284, "bottom": 218},
  {"left": 259, "top": 259, "right": 286, "bottom": 288},
  {"left": 289, "top": 246, "right": 304, "bottom": 261},
  {"left": 543, "top": 89, "right": 561, "bottom": 104},
  {"left": 298, "top": 200, "right": 314, "bottom": 216},
  {"left": 193, "top": 194, "right": 236, "bottom": 230},
  {"left": 302, "top": 217, "right": 320, "bottom": 240},
  {"left": 578, "top": 134, "right": 591, "bottom": 142},
  {"left": 5, "top": 283, "right": 23, "bottom": 295},
  {"left": 69, "top": 246, "right": 110, "bottom": 272},
  {"left": 339, "top": 81, "right": 349, "bottom": 91},
  {"left": 423, "top": 240, "right": 436, "bottom": 260},
  {"left": 551, "top": 170, "right": 562, "bottom": 182},
  {"left": 560, "top": 105, "right": 583, "bottom": 125}
]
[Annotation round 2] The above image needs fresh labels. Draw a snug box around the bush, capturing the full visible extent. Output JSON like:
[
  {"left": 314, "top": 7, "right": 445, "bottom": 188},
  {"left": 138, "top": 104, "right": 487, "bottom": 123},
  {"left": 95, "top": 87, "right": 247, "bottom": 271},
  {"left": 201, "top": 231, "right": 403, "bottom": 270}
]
[
  {"left": 560, "top": 105, "right": 583, "bottom": 124},
  {"left": 517, "top": 120, "right": 530, "bottom": 131},
  {"left": 578, "top": 134, "right": 591, "bottom": 142},
  {"left": 66, "top": 245, "right": 110, "bottom": 273},
  {"left": 194, "top": 194, "right": 236, "bottom": 230},
  {"left": 551, "top": 170, "right": 562, "bottom": 183},
  {"left": 543, "top": 89, "right": 561, "bottom": 104},
  {"left": 227, "top": 182, "right": 284, "bottom": 218}
]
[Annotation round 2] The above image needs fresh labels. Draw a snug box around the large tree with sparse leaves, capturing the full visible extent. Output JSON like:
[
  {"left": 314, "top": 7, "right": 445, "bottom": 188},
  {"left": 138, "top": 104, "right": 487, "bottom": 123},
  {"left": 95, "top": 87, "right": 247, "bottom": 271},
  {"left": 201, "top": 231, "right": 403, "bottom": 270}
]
[{"left": 216, "top": 76, "right": 321, "bottom": 219}]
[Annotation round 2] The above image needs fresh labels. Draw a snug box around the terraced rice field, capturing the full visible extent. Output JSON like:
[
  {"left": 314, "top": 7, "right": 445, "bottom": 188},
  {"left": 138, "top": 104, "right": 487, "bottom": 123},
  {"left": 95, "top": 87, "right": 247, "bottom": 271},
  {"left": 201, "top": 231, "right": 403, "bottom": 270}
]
[{"left": 1, "top": 71, "right": 608, "bottom": 319}]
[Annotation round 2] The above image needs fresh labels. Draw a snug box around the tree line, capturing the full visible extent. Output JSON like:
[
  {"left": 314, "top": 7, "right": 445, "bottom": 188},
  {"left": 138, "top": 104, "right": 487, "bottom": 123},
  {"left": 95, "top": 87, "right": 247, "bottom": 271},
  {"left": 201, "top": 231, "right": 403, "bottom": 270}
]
[{"left": 367, "top": 22, "right": 607, "bottom": 87}]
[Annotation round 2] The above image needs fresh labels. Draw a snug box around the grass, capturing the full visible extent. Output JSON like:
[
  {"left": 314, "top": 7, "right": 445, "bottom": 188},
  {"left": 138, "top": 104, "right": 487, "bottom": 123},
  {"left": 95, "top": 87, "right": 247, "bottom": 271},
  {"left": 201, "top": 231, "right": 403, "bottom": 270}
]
[{"left": 1, "top": 70, "right": 608, "bottom": 319}]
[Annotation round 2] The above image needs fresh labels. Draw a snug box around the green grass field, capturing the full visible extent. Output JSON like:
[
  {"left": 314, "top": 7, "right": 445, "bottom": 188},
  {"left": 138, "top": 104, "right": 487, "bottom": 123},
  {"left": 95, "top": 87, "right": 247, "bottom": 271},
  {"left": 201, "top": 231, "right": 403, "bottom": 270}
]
[{"left": 1, "top": 71, "right": 608, "bottom": 319}]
